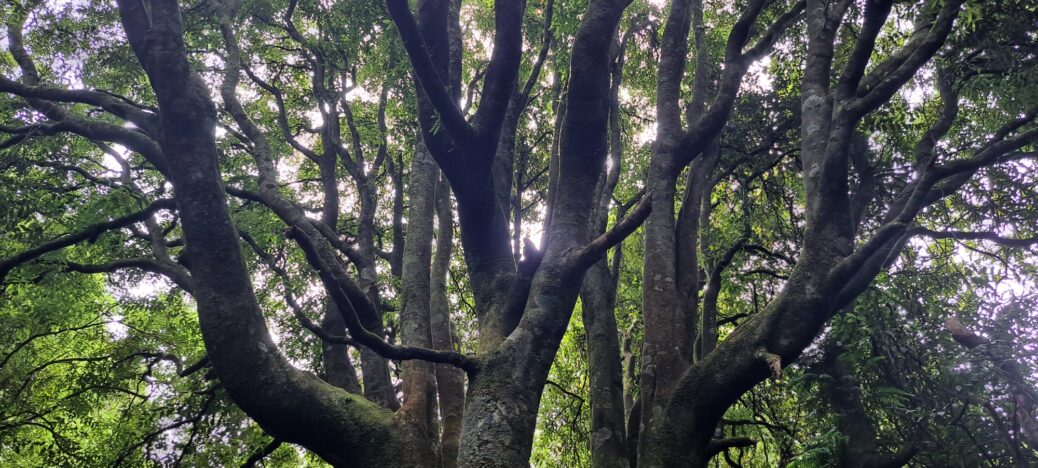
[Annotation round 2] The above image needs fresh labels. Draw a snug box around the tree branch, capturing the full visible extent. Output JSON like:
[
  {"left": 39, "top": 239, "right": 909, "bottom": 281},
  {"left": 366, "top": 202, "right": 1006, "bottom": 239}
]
[
  {"left": 241, "top": 438, "right": 283, "bottom": 468},
  {"left": 572, "top": 192, "right": 652, "bottom": 269},
  {"left": 834, "top": 0, "right": 895, "bottom": 100},
  {"left": 385, "top": 0, "right": 474, "bottom": 142},
  {"left": 849, "top": 0, "right": 964, "bottom": 118},
  {"left": 0, "top": 319, "right": 111, "bottom": 369},
  {"left": 0, "top": 76, "right": 159, "bottom": 134},
  {"left": 291, "top": 228, "right": 480, "bottom": 372},
  {"left": 62, "top": 258, "right": 194, "bottom": 293},
  {"left": 471, "top": 0, "right": 527, "bottom": 135},
  {"left": 0, "top": 199, "right": 176, "bottom": 283}
]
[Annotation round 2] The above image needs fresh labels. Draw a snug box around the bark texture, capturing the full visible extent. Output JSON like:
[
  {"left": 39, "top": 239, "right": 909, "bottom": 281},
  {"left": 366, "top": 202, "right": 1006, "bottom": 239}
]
[
  {"left": 113, "top": 1, "right": 431, "bottom": 465},
  {"left": 12, "top": 0, "right": 1030, "bottom": 466}
]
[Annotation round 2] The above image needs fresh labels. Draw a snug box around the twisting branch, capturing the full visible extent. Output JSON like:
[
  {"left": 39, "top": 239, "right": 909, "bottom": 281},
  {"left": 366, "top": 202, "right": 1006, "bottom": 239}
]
[
  {"left": 743, "top": 0, "right": 807, "bottom": 60},
  {"left": 546, "top": 379, "right": 585, "bottom": 407},
  {"left": 2, "top": 11, "right": 169, "bottom": 176},
  {"left": 912, "top": 67, "right": 959, "bottom": 167},
  {"left": 848, "top": 0, "right": 965, "bottom": 118},
  {"left": 0, "top": 319, "right": 111, "bottom": 369},
  {"left": 831, "top": 100, "right": 1038, "bottom": 295},
  {"left": 0, "top": 76, "right": 158, "bottom": 133},
  {"left": 290, "top": 228, "right": 480, "bottom": 372},
  {"left": 945, "top": 316, "right": 1038, "bottom": 449},
  {"left": 384, "top": 0, "right": 474, "bottom": 142},
  {"left": 707, "top": 437, "right": 756, "bottom": 457},
  {"left": 0, "top": 198, "right": 176, "bottom": 283},
  {"left": 526, "top": 2, "right": 556, "bottom": 102},
  {"left": 241, "top": 66, "right": 321, "bottom": 162},
  {"left": 679, "top": 0, "right": 806, "bottom": 166},
  {"left": 125, "top": 352, "right": 210, "bottom": 378},
  {"left": 20, "top": 160, "right": 120, "bottom": 189},
  {"left": 62, "top": 258, "right": 193, "bottom": 293},
  {"left": 834, "top": 0, "right": 895, "bottom": 100},
  {"left": 179, "top": 356, "right": 211, "bottom": 377},
  {"left": 465, "top": 0, "right": 526, "bottom": 135},
  {"left": 238, "top": 231, "right": 358, "bottom": 348},
  {"left": 113, "top": 388, "right": 218, "bottom": 466}
]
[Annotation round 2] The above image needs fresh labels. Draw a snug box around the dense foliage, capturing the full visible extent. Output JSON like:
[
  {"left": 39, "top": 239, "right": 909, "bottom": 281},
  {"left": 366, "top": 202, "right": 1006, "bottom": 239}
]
[{"left": 2, "top": 0, "right": 1037, "bottom": 466}]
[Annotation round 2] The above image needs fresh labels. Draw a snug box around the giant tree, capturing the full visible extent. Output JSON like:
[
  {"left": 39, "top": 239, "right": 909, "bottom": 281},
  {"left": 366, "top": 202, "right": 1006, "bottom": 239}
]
[{"left": 2, "top": 0, "right": 1038, "bottom": 467}]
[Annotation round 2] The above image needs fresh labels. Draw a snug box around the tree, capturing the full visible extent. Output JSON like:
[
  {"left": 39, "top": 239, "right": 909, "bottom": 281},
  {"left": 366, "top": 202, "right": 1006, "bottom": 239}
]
[{"left": 2, "top": 0, "right": 1038, "bottom": 466}]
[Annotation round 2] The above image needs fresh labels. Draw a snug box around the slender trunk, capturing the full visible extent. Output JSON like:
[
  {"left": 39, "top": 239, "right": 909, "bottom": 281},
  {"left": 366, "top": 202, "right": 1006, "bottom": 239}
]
[
  {"left": 681, "top": 143, "right": 718, "bottom": 362},
  {"left": 543, "top": 73, "right": 566, "bottom": 246},
  {"left": 582, "top": 29, "right": 632, "bottom": 465},
  {"left": 581, "top": 260, "right": 629, "bottom": 468},
  {"left": 388, "top": 153, "right": 406, "bottom": 277},
  {"left": 432, "top": 175, "right": 465, "bottom": 468},
  {"left": 354, "top": 189, "right": 399, "bottom": 410},
  {"left": 494, "top": 98, "right": 521, "bottom": 230},
  {"left": 511, "top": 146, "right": 529, "bottom": 265},
  {"left": 695, "top": 168, "right": 722, "bottom": 359},
  {"left": 400, "top": 142, "right": 440, "bottom": 439},
  {"left": 320, "top": 304, "right": 362, "bottom": 394},
  {"left": 821, "top": 340, "right": 917, "bottom": 468}
]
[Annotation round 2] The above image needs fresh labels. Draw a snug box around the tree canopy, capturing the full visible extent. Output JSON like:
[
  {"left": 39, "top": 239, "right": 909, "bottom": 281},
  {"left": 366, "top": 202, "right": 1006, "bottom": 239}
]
[{"left": 2, "top": 0, "right": 1038, "bottom": 466}]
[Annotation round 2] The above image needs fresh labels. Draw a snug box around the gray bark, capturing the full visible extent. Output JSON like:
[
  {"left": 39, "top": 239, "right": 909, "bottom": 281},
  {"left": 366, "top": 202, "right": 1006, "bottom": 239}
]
[
  {"left": 581, "top": 261, "right": 629, "bottom": 468},
  {"left": 454, "top": 0, "right": 633, "bottom": 465},
  {"left": 114, "top": 2, "right": 431, "bottom": 465},
  {"left": 647, "top": 2, "right": 966, "bottom": 465},
  {"left": 400, "top": 142, "right": 440, "bottom": 439},
  {"left": 432, "top": 176, "right": 465, "bottom": 468},
  {"left": 320, "top": 305, "right": 363, "bottom": 394},
  {"left": 579, "top": 22, "right": 635, "bottom": 468}
]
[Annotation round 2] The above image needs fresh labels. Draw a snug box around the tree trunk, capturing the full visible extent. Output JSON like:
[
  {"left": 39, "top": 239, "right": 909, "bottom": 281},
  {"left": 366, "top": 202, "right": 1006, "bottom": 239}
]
[
  {"left": 320, "top": 304, "right": 362, "bottom": 394},
  {"left": 581, "top": 260, "right": 629, "bottom": 468},
  {"left": 400, "top": 142, "right": 440, "bottom": 439},
  {"left": 638, "top": 155, "right": 691, "bottom": 461},
  {"left": 453, "top": 0, "right": 632, "bottom": 465},
  {"left": 114, "top": 2, "right": 431, "bottom": 464},
  {"left": 432, "top": 175, "right": 465, "bottom": 468}
]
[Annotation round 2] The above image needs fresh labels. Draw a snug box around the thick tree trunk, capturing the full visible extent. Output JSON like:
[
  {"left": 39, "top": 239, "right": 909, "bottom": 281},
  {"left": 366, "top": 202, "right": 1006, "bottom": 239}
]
[
  {"left": 646, "top": 2, "right": 964, "bottom": 463},
  {"left": 115, "top": 2, "right": 431, "bottom": 465},
  {"left": 454, "top": 1, "right": 632, "bottom": 465},
  {"left": 647, "top": 264, "right": 838, "bottom": 467},
  {"left": 639, "top": 155, "right": 691, "bottom": 461},
  {"left": 402, "top": 0, "right": 521, "bottom": 353},
  {"left": 637, "top": 0, "right": 697, "bottom": 457}
]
